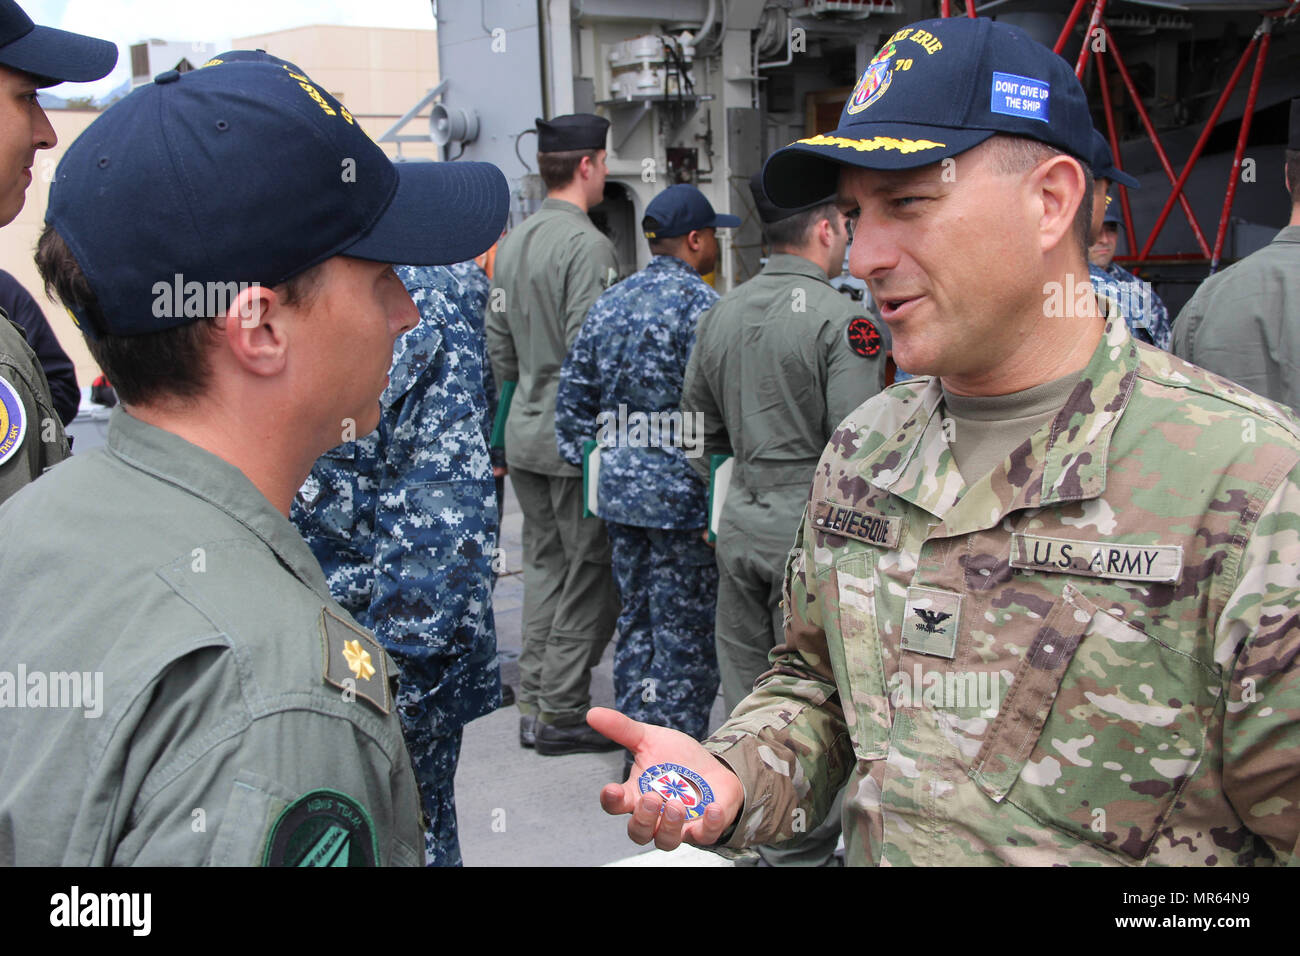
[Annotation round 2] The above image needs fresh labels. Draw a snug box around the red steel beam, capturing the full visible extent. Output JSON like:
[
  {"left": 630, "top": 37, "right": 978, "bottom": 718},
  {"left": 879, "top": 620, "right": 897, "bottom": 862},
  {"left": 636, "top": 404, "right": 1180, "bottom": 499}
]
[
  {"left": 1094, "top": 48, "right": 1137, "bottom": 257},
  {"left": 1102, "top": 23, "right": 1215, "bottom": 259},
  {"left": 941, "top": 0, "right": 951, "bottom": 16},
  {"left": 1075, "top": 0, "right": 1107, "bottom": 79},
  {"left": 1054, "top": 0, "right": 1090, "bottom": 55},
  {"left": 1211, "top": 27, "right": 1272, "bottom": 272},
  {"left": 965, "top": 0, "right": 977, "bottom": 17}
]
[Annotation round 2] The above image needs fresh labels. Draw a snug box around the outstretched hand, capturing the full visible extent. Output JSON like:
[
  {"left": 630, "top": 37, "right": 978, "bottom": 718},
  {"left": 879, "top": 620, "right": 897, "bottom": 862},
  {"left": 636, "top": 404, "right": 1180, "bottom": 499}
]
[{"left": 588, "top": 707, "right": 743, "bottom": 851}]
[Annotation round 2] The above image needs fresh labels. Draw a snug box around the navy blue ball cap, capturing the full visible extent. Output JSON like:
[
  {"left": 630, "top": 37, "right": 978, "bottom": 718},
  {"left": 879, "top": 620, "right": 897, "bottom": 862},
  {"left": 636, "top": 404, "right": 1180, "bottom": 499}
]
[
  {"left": 644, "top": 184, "right": 740, "bottom": 239},
  {"left": 0, "top": 0, "right": 117, "bottom": 87},
  {"left": 763, "top": 17, "right": 1093, "bottom": 207},
  {"left": 1090, "top": 129, "right": 1139, "bottom": 189},
  {"left": 46, "top": 56, "right": 507, "bottom": 338}
]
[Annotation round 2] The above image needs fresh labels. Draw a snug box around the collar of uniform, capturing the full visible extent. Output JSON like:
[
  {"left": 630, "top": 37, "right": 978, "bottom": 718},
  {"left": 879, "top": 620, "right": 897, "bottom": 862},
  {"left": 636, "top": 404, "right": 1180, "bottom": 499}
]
[
  {"left": 760, "top": 252, "right": 829, "bottom": 282},
  {"left": 855, "top": 300, "right": 1138, "bottom": 529},
  {"left": 648, "top": 253, "right": 701, "bottom": 278},
  {"left": 1274, "top": 224, "right": 1300, "bottom": 244},
  {"left": 540, "top": 197, "right": 587, "bottom": 218},
  {"left": 104, "top": 407, "right": 335, "bottom": 600}
]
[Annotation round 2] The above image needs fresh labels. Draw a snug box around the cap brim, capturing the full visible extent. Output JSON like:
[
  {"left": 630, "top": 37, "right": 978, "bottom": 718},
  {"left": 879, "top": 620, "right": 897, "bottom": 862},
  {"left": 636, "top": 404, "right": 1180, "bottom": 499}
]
[
  {"left": 346, "top": 160, "right": 508, "bottom": 267},
  {"left": 0, "top": 24, "right": 118, "bottom": 87},
  {"left": 763, "top": 123, "right": 994, "bottom": 208},
  {"left": 708, "top": 214, "right": 742, "bottom": 229},
  {"left": 1105, "top": 167, "right": 1140, "bottom": 190}
]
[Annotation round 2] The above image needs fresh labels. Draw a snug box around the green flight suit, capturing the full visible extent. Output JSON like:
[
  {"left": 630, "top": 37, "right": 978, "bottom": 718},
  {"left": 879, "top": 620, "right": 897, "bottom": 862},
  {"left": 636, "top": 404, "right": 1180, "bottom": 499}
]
[
  {"left": 681, "top": 253, "right": 889, "bottom": 713},
  {"left": 486, "top": 197, "right": 621, "bottom": 723},
  {"left": 1173, "top": 225, "right": 1300, "bottom": 411},
  {"left": 0, "top": 409, "right": 424, "bottom": 865},
  {"left": 0, "top": 313, "right": 69, "bottom": 505}
]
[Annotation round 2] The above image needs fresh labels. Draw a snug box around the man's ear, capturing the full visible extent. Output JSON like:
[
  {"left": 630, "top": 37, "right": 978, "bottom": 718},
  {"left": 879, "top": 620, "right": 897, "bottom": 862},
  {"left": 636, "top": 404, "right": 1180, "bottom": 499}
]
[
  {"left": 219, "top": 282, "right": 289, "bottom": 377},
  {"left": 1031, "top": 154, "right": 1086, "bottom": 255}
]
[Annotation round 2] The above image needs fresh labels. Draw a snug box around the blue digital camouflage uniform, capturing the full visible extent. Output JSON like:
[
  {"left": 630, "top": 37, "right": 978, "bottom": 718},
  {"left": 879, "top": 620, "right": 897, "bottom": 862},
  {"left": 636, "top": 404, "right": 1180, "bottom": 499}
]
[
  {"left": 555, "top": 254, "right": 720, "bottom": 739},
  {"left": 447, "top": 259, "right": 500, "bottom": 464},
  {"left": 1090, "top": 262, "right": 1171, "bottom": 351},
  {"left": 291, "top": 264, "right": 501, "bottom": 867}
]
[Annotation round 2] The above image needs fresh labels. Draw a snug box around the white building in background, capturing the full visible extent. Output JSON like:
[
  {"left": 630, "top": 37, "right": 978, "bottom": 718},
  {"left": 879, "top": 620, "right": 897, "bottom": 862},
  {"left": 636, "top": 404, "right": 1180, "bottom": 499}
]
[{"left": 128, "top": 39, "right": 218, "bottom": 87}]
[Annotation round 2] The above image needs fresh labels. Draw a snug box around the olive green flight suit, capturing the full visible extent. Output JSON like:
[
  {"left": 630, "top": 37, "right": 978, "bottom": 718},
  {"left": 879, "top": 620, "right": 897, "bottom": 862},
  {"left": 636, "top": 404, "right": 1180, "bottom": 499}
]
[
  {"left": 0, "top": 409, "right": 423, "bottom": 865},
  {"left": 486, "top": 197, "right": 622, "bottom": 725}
]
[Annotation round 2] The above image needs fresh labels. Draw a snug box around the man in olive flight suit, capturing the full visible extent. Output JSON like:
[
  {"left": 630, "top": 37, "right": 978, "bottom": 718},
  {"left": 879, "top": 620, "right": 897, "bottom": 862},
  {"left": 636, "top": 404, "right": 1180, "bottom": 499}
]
[
  {"left": 0, "top": 53, "right": 507, "bottom": 865},
  {"left": 0, "top": 0, "right": 115, "bottom": 503},
  {"left": 1173, "top": 98, "right": 1300, "bottom": 411},
  {"left": 487, "top": 113, "right": 623, "bottom": 755},
  {"left": 680, "top": 171, "right": 889, "bottom": 865}
]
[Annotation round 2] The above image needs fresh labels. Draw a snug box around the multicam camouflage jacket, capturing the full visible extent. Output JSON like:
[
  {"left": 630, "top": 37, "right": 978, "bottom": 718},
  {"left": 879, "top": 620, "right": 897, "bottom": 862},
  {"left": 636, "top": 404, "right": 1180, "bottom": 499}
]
[
  {"left": 704, "top": 314, "right": 1300, "bottom": 866},
  {"left": 555, "top": 254, "right": 717, "bottom": 529}
]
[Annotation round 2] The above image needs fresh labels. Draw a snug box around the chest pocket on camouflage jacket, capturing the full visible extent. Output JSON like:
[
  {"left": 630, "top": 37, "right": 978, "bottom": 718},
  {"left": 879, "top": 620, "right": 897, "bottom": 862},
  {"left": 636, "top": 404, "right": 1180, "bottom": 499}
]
[{"left": 968, "top": 583, "right": 1218, "bottom": 861}]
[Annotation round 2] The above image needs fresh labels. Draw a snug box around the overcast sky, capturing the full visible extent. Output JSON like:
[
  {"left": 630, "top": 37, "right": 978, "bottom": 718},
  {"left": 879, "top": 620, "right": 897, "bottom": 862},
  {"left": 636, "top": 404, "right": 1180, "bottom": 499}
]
[{"left": 25, "top": 0, "right": 436, "bottom": 99}]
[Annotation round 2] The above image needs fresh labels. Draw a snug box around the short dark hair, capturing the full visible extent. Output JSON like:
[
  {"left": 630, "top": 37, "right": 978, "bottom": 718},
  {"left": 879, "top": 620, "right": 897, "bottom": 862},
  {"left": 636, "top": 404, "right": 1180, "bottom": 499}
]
[
  {"left": 538, "top": 148, "right": 597, "bottom": 191},
  {"left": 983, "top": 134, "right": 1094, "bottom": 253},
  {"left": 35, "top": 224, "right": 321, "bottom": 407},
  {"left": 763, "top": 200, "right": 840, "bottom": 251},
  {"left": 1287, "top": 149, "right": 1300, "bottom": 205},
  {"left": 642, "top": 215, "right": 689, "bottom": 256}
]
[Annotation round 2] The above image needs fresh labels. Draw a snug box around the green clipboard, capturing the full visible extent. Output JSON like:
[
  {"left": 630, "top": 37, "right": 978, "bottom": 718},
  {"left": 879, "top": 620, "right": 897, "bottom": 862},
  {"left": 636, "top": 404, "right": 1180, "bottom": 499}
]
[
  {"left": 581, "top": 439, "right": 601, "bottom": 518},
  {"left": 707, "top": 453, "right": 733, "bottom": 543},
  {"left": 489, "top": 380, "right": 516, "bottom": 449}
]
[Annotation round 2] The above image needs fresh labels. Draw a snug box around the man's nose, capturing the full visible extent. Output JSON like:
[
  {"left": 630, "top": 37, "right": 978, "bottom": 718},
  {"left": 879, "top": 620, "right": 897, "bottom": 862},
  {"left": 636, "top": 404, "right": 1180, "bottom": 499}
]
[{"left": 847, "top": 213, "right": 900, "bottom": 282}]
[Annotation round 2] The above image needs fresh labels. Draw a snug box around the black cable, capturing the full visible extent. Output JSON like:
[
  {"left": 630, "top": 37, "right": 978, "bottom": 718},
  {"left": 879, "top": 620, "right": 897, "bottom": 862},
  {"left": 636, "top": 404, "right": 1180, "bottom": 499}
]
[{"left": 514, "top": 128, "right": 537, "bottom": 173}]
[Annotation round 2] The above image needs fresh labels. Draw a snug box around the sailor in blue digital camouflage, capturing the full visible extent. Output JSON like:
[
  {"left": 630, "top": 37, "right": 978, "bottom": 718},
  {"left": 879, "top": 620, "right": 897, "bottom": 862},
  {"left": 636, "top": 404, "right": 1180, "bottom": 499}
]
[
  {"left": 292, "top": 263, "right": 501, "bottom": 866},
  {"left": 448, "top": 258, "right": 499, "bottom": 446},
  {"left": 1087, "top": 132, "right": 1171, "bottom": 350},
  {"left": 556, "top": 185, "right": 738, "bottom": 743},
  {"left": 1089, "top": 195, "right": 1171, "bottom": 350}
]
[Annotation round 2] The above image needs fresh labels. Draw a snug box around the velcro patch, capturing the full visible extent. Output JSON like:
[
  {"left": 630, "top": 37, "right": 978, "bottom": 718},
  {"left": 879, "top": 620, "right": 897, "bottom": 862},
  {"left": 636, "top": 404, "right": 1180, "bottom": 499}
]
[
  {"left": 846, "top": 316, "right": 883, "bottom": 358},
  {"left": 0, "top": 374, "right": 27, "bottom": 466},
  {"left": 263, "top": 789, "right": 377, "bottom": 866},
  {"left": 901, "top": 586, "right": 961, "bottom": 659},
  {"left": 1009, "top": 534, "right": 1183, "bottom": 584},
  {"left": 812, "top": 499, "right": 902, "bottom": 549},
  {"left": 320, "top": 608, "right": 391, "bottom": 714},
  {"left": 990, "top": 71, "right": 1050, "bottom": 123}
]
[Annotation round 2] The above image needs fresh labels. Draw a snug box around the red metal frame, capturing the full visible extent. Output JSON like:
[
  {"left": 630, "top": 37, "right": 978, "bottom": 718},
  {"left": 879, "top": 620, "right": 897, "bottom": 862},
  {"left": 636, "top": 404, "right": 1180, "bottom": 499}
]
[{"left": 941, "top": 0, "right": 1299, "bottom": 269}]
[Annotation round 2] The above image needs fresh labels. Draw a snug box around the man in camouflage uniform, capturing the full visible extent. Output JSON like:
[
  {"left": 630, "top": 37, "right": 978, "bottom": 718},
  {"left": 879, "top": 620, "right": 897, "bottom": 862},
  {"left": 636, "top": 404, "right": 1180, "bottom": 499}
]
[
  {"left": 487, "top": 114, "right": 623, "bottom": 755},
  {"left": 556, "top": 185, "right": 737, "bottom": 748},
  {"left": 1173, "top": 98, "right": 1300, "bottom": 410},
  {"left": 293, "top": 263, "right": 502, "bottom": 866},
  {"left": 1087, "top": 130, "right": 1171, "bottom": 351},
  {"left": 450, "top": 257, "right": 508, "bottom": 523},
  {"left": 591, "top": 17, "right": 1300, "bottom": 866}
]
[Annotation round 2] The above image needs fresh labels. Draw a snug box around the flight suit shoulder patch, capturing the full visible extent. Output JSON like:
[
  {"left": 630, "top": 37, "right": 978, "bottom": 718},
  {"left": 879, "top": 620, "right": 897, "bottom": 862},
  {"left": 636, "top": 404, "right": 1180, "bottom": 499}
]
[
  {"left": 319, "top": 607, "right": 391, "bottom": 715},
  {"left": 262, "top": 788, "right": 378, "bottom": 866},
  {"left": 0, "top": 372, "right": 27, "bottom": 466},
  {"left": 845, "top": 316, "right": 883, "bottom": 358}
]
